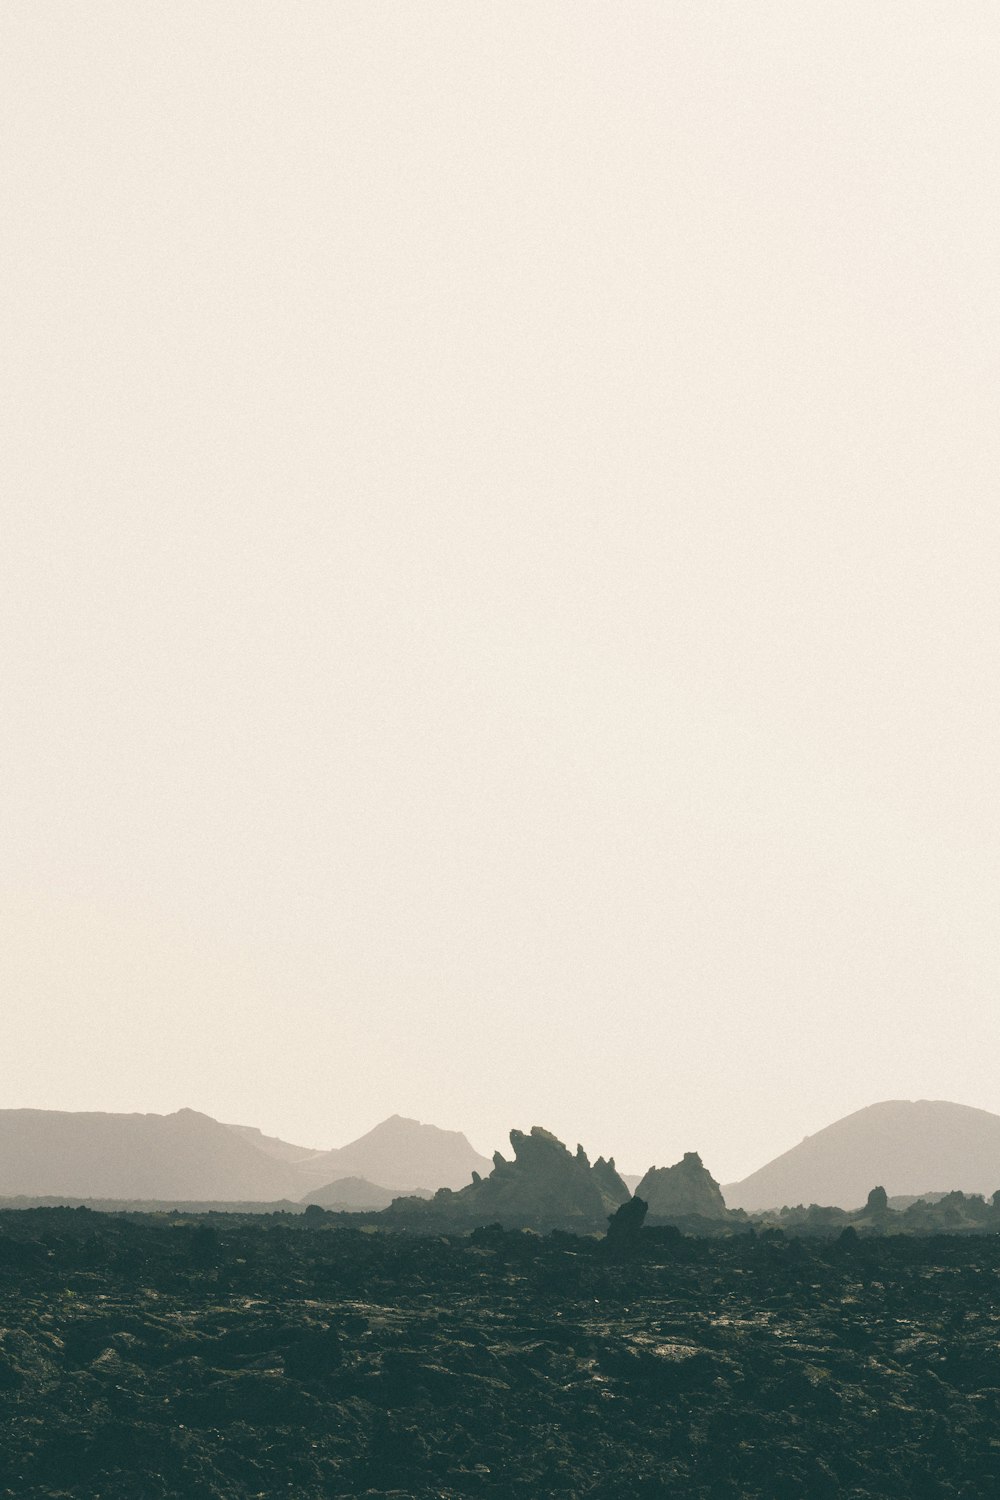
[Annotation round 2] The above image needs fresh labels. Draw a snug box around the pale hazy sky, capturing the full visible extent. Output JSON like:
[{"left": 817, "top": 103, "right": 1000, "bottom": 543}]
[{"left": 2, "top": 4, "right": 998, "bottom": 1182}]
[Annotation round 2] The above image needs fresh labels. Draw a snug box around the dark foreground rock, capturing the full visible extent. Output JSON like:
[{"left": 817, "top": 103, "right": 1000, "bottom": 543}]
[{"left": 1, "top": 1208, "right": 1000, "bottom": 1497}]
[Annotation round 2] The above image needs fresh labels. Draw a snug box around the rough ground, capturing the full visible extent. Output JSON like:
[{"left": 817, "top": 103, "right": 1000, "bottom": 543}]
[{"left": 1, "top": 1209, "right": 999, "bottom": 1497}]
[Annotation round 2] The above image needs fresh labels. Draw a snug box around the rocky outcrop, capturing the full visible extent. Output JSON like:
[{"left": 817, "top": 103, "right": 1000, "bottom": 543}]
[
  {"left": 591, "top": 1153, "right": 631, "bottom": 1203},
  {"left": 634, "top": 1153, "right": 730, "bottom": 1223},
  {"left": 387, "top": 1126, "right": 631, "bottom": 1232},
  {"left": 866, "top": 1185, "right": 889, "bottom": 1215}
]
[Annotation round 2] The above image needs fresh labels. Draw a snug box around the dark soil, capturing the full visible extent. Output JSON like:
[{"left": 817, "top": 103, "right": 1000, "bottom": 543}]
[{"left": 1, "top": 1209, "right": 999, "bottom": 1497}]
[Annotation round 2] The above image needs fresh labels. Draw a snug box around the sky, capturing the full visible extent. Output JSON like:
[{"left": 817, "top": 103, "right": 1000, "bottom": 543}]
[{"left": 2, "top": 3, "right": 998, "bottom": 1183}]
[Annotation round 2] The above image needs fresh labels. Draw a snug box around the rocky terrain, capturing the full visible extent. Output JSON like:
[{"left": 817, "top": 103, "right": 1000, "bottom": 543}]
[{"left": 2, "top": 1206, "right": 1000, "bottom": 1497}]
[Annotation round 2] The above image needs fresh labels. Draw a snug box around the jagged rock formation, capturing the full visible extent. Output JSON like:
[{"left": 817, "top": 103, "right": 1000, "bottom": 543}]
[
  {"left": 387, "top": 1126, "right": 631, "bottom": 1232},
  {"left": 723, "top": 1100, "right": 1000, "bottom": 1211},
  {"left": 591, "top": 1151, "right": 632, "bottom": 1203},
  {"left": 634, "top": 1153, "right": 730, "bottom": 1223}
]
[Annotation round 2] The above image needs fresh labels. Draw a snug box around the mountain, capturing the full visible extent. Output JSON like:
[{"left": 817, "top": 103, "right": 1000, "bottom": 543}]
[
  {"left": 724, "top": 1100, "right": 1000, "bottom": 1211},
  {"left": 0, "top": 1108, "right": 492, "bottom": 1204},
  {"left": 288, "top": 1115, "right": 492, "bottom": 1194},
  {"left": 635, "top": 1152, "right": 730, "bottom": 1222},
  {"left": 0, "top": 1108, "right": 296, "bottom": 1202},
  {"left": 386, "top": 1126, "right": 631, "bottom": 1232}
]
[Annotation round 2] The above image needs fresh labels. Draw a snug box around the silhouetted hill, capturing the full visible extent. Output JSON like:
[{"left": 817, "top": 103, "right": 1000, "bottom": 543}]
[
  {"left": 0, "top": 1109, "right": 295, "bottom": 1202},
  {"left": 0, "top": 1108, "right": 492, "bottom": 1204},
  {"left": 724, "top": 1100, "right": 1000, "bottom": 1211},
  {"left": 302, "top": 1177, "right": 434, "bottom": 1211},
  {"left": 0, "top": 1109, "right": 493, "bottom": 1203},
  {"left": 387, "top": 1126, "right": 631, "bottom": 1231}
]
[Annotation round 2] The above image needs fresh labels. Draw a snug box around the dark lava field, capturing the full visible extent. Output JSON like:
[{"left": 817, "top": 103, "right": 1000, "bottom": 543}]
[{"left": 2, "top": 1209, "right": 999, "bottom": 1498}]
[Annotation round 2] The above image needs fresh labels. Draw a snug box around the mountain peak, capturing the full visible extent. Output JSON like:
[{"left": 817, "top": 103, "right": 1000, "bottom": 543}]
[{"left": 298, "top": 1115, "right": 491, "bottom": 1193}]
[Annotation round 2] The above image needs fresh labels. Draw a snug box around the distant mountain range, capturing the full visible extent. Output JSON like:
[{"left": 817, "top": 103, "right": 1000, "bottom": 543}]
[
  {"left": 0, "top": 1108, "right": 490, "bottom": 1205},
  {"left": 3, "top": 1098, "right": 998, "bottom": 1216},
  {"left": 723, "top": 1100, "right": 1000, "bottom": 1211},
  {"left": 225, "top": 1114, "right": 491, "bottom": 1195},
  {"left": 0, "top": 1108, "right": 294, "bottom": 1203}
]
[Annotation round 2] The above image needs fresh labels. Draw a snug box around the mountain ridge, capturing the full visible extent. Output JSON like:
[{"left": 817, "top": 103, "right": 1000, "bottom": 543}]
[
  {"left": 0, "top": 1108, "right": 491, "bottom": 1203},
  {"left": 0, "top": 1108, "right": 294, "bottom": 1202}
]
